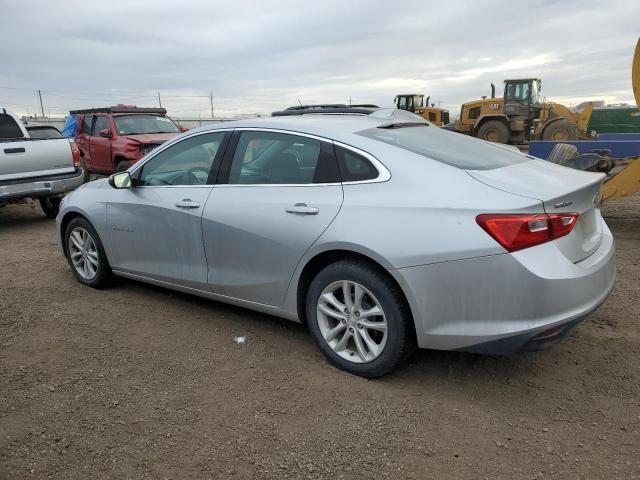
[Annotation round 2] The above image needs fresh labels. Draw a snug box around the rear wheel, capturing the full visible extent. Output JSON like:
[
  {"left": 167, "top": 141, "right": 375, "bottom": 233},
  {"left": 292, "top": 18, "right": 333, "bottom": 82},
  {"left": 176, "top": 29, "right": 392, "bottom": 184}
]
[
  {"left": 64, "top": 217, "right": 113, "bottom": 289},
  {"left": 476, "top": 120, "right": 510, "bottom": 143},
  {"left": 306, "top": 260, "right": 415, "bottom": 378},
  {"left": 39, "top": 197, "right": 61, "bottom": 218},
  {"left": 548, "top": 143, "right": 578, "bottom": 165},
  {"left": 542, "top": 120, "right": 579, "bottom": 141}
]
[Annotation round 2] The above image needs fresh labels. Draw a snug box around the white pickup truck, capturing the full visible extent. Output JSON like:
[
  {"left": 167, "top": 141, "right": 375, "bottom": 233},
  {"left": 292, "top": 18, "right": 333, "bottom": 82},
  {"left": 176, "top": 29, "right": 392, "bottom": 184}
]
[{"left": 1, "top": 108, "right": 84, "bottom": 218}]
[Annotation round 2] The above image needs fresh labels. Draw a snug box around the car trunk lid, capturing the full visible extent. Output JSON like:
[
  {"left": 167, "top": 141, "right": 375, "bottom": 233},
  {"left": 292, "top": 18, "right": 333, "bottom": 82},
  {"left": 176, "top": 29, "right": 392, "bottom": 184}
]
[{"left": 467, "top": 159, "right": 605, "bottom": 263}]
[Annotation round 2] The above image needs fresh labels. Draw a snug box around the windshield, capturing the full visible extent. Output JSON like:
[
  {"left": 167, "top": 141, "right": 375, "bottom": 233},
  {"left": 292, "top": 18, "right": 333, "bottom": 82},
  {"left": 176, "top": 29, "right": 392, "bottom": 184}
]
[
  {"left": 357, "top": 125, "right": 527, "bottom": 170},
  {"left": 114, "top": 115, "right": 179, "bottom": 135}
]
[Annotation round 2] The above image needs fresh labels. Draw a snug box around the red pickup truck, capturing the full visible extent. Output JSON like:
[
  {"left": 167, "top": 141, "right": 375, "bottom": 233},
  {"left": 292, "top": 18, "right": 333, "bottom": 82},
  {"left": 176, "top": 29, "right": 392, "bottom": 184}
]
[{"left": 73, "top": 105, "right": 183, "bottom": 181}]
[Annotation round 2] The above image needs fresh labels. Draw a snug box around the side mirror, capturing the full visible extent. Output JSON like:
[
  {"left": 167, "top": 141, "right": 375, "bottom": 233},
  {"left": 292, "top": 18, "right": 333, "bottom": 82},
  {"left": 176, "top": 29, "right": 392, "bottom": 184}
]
[
  {"left": 179, "top": 126, "right": 189, "bottom": 132},
  {"left": 99, "top": 128, "right": 111, "bottom": 138},
  {"left": 108, "top": 171, "right": 132, "bottom": 189}
]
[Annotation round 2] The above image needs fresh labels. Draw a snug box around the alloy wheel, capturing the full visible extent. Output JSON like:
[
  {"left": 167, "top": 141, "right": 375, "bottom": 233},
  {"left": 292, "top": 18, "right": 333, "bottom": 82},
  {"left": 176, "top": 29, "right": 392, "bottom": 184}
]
[
  {"left": 68, "top": 227, "right": 99, "bottom": 280},
  {"left": 316, "top": 280, "right": 388, "bottom": 363}
]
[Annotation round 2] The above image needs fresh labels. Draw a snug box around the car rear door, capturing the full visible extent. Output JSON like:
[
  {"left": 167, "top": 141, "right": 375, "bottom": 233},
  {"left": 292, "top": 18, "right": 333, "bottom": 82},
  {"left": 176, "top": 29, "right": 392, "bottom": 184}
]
[
  {"left": 106, "top": 131, "right": 229, "bottom": 288},
  {"left": 202, "top": 129, "right": 343, "bottom": 306}
]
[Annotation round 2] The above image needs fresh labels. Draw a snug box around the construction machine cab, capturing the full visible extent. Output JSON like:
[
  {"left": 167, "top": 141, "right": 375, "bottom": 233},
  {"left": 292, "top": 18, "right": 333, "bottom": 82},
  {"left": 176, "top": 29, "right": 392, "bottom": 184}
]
[
  {"left": 503, "top": 78, "right": 543, "bottom": 119},
  {"left": 395, "top": 94, "right": 427, "bottom": 113}
]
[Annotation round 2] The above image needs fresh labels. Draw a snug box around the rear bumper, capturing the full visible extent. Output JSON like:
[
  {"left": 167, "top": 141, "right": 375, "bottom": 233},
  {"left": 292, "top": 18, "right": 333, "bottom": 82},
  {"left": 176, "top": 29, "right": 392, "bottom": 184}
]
[
  {"left": 0, "top": 169, "right": 84, "bottom": 203},
  {"left": 392, "top": 219, "right": 616, "bottom": 353}
]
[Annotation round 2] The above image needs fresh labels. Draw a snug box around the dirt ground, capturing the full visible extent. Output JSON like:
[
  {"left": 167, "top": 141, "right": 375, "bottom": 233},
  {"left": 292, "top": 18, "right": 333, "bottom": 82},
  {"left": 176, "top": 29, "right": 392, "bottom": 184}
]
[{"left": 1, "top": 197, "right": 639, "bottom": 480}]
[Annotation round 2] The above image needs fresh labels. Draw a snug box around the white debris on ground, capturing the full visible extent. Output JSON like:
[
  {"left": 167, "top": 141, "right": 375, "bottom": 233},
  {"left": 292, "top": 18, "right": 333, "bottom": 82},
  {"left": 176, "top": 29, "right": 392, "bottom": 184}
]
[{"left": 234, "top": 336, "right": 246, "bottom": 345}]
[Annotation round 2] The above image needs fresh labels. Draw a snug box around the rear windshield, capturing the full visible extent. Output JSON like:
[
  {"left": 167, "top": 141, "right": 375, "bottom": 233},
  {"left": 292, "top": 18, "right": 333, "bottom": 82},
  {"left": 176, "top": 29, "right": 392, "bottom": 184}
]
[
  {"left": 26, "top": 126, "right": 62, "bottom": 139},
  {"left": 0, "top": 114, "right": 24, "bottom": 139},
  {"left": 114, "top": 115, "right": 179, "bottom": 135},
  {"left": 356, "top": 125, "right": 527, "bottom": 170}
]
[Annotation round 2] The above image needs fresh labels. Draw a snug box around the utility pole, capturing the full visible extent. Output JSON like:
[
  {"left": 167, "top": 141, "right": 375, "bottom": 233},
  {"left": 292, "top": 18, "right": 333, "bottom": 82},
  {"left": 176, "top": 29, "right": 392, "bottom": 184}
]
[
  {"left": 37, "top": 90, "right": 44, "bottom": 118},
  {"left": 157, "top": 91, "right": 162, "bottom": 108},
  {"left": 210, "top": 91, "right": 214, "bottom": 119}
]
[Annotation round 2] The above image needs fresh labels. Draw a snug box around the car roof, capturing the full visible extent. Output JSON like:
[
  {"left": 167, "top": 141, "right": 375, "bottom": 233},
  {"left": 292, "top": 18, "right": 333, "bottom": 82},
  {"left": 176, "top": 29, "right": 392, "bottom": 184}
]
[{"left": 190, "top": 109, "right": 426, "bottom": 146}]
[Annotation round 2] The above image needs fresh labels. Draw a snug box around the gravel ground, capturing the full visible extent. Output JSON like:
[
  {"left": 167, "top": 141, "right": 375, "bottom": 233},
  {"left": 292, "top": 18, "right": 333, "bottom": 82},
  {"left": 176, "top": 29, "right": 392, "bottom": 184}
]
[{"left": 1, "top": 197, "right": 639, "bottom": 479}]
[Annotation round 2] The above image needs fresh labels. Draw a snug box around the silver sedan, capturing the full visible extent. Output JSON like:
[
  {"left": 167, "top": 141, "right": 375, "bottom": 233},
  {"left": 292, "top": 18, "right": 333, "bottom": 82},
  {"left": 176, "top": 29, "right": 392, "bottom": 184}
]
[{"left": 56, "top": 109, "right": 615, "bottom": 377}]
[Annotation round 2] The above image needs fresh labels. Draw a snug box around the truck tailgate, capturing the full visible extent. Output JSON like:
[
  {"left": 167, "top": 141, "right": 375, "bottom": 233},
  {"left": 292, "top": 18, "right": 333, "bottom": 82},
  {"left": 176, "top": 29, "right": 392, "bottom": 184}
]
[{"left": 1, "top": 138, "right": 75, "bottom": 182}]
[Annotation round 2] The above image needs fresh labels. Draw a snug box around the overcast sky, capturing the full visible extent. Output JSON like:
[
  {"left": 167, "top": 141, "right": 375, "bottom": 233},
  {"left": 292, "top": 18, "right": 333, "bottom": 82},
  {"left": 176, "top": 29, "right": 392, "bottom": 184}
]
[{"left": 1, "top": 0, "right": 638, "bottom": 118}]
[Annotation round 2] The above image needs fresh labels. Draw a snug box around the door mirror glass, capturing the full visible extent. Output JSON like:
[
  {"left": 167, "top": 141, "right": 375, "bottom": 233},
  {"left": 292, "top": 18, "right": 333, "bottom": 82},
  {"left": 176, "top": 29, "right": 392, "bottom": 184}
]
[
  {"left": 99, "top": 128, "right": 111, "bottom": 138},
  {"left": 109, "top": 171, "right": 132, "bottom": 189}
]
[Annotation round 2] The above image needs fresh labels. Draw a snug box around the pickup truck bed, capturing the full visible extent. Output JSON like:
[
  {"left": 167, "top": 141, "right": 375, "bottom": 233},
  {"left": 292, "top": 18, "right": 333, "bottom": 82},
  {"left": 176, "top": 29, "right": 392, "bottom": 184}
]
[{"left": 1, "top": 108, "right": 83, "bottom": 218}]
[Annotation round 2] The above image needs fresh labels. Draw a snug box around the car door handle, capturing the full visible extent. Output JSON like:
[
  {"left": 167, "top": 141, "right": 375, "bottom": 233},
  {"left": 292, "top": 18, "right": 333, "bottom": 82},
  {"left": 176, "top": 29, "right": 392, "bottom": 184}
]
[
  {"left": 175, "top": 199, "right": 200, "bottom": 209},
  {"left": 4, "top": 147, "right": 25, "bottom": 154},
  {"left": 285, "top": 203, "right": 319, "bottom": 215}
]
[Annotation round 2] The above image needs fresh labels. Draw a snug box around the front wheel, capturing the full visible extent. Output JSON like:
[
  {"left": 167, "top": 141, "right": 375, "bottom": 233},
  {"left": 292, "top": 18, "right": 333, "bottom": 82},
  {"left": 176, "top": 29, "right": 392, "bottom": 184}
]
[
  {"left": 39, "top": 197, "right": 61, "bottom": 218},
  {"left": 64, "top": 217, "right": 113, "bottom": 288},
  {"left": 306, "top": 260, "right": 416, "bottom": 378}
]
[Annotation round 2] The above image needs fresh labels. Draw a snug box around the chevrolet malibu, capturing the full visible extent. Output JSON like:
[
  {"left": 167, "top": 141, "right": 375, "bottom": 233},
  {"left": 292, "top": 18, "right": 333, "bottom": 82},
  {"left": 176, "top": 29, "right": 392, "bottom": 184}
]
[{"left": 56, "top": 109, "right": 615, "bottom": 377}]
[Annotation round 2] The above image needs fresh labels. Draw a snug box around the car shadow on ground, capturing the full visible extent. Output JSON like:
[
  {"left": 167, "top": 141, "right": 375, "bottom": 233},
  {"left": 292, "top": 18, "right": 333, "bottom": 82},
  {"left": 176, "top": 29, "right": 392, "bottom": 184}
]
[
  {"left": 0, "top": 205, "right": 50, "bottom": 230},
  {"left": 114, "top": 277, "right": 543, "bottom": 388}
]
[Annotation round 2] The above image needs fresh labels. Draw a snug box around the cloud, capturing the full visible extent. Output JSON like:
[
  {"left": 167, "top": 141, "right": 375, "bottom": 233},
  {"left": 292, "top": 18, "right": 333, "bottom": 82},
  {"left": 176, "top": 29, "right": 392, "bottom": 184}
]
[{"left": 1, "top": 0, "right": 638, "bottom": 118}]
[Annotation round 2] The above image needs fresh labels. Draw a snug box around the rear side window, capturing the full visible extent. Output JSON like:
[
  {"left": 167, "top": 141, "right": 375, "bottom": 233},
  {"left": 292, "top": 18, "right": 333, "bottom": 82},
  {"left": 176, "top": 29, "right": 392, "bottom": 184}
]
[
  {"left": 335, "top": 146, "right": 378, "bottom": 182},
  {"left": 0, "top": 114, "right": 24, "bottom": 139},
  {"left": 357, "top": 125, "right": 527, "bottom": 170},
  {"left": 81, "top": 116, "right": 94, "bottom": 135}
]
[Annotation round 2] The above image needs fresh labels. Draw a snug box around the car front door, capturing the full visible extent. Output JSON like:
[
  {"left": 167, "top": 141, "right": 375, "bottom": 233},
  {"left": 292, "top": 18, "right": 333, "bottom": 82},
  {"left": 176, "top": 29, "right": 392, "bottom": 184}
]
[
  {"left": 106, "top": 131, "right": 229, "bottom": 288},
  {"left": 202, "top": 129, "right": 343, "bottom": 306},
  {"left": 89, "top": 114, "right": 114, "bottom": 174}
]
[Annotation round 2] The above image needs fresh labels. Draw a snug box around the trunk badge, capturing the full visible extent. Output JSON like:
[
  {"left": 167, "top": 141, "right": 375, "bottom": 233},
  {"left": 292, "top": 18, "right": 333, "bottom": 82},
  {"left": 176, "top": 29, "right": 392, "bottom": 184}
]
[{"left": 554, "top": 200, "right": 573, "bottom": 208}]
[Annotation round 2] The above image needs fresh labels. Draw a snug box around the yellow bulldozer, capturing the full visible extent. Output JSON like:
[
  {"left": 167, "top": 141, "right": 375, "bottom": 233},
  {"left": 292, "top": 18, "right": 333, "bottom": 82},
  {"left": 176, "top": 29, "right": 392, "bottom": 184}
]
[
  {"left": 394, "top": 94, "right": 450, "bottom": 126},
  {"left": 453, "top": 78, "right": 592, "bottom": 144}
]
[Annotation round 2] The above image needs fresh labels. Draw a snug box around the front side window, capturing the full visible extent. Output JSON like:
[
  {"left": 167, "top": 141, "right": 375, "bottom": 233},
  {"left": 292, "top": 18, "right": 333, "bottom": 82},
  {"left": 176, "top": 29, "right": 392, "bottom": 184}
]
[
  {"left": 138, "top": 132, "right": 225, "bottom": 186},
  {"left": 506, "top": 82, "right": 530, "bottom": 105},
  {"left": 227, "top": 131, "right": 339, "bottom": 185},
  {"left": 93, "top": 116, "right": 110, "bottom": 134},
  {"left": 114, "top": 115, "right": 179, "bottom": 135}
]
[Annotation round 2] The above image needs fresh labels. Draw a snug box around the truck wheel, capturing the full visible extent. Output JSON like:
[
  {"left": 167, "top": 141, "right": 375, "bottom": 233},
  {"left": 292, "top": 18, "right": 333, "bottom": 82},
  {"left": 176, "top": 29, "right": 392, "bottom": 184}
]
[
  {"left": 547, "top": 143, "right": 578, "bottom": 165},
  {"left": 476, "top": 120, "right": 510, "bottom": 143},
  {"left": 115, "top": 161, "right": 130, "bottom": 173},
  {"left": 542, "top": 120, "right": 579, "bottom": 141},
  {"left": 80, "top": 156, "right": 90, "bottom": 183},
  {"left": 39, "top": 197, "right": 61, "bottom": 219}
]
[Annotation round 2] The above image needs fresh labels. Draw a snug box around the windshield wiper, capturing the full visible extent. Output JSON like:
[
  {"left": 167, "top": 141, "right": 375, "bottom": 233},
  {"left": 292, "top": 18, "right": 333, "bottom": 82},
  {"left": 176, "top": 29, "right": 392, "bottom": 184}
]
[{"left": 377, "top": 122, "right": 428, "bottom": 129}]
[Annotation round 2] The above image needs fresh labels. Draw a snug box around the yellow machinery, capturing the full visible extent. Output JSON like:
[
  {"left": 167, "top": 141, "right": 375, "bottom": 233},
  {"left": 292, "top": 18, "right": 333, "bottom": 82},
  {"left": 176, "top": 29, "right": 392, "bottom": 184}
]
[
  {"left": 602, "top": 37, "right": 640, "bottom": 202},
  {"left": 453, "top": 79, "right": 592, "bottom": 144},
  {"left": 394, "top": 94, "right": 450, "bottom": 126},
  {"left": 547, "top": 38, "right": 640, "bottom": 202}
]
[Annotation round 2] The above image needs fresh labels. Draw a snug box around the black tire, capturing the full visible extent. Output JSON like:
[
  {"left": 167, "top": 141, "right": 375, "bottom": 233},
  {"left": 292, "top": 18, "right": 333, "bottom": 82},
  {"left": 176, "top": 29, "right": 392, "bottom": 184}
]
[
  {"left": 476, "top": 120, "right": 510, "bottom": 143},
  {"left": 547, "top": 143, "right": 578, "bottom": 165},
  {"left": 542, "top": 120, "right": 579, "bottom": 141},
  {"left": 306, "top": 260, "right": 416, "bottom": 378},
  {"left": 39, "top": 197, "right": 61, "bottom": 219},
  {"left": 64, "top": 216, "right": 113, "bottom": 289},
  {"left": 80, "top": 156, "right": 91, "bottom": 183},
  {"left": 115, "top": 161, "right": 130, "bottom": 173}
]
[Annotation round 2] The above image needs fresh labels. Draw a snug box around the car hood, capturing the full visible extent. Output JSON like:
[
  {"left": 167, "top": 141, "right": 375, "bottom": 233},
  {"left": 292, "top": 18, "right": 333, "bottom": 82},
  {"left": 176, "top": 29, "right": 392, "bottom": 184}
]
[{"left": 120, "top": 133, "right": 178, "bottom": 144}]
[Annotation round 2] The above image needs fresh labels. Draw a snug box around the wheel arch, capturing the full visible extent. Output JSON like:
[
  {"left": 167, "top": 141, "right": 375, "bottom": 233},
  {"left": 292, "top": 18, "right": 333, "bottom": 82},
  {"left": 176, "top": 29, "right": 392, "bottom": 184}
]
[
  {"left": 473, "top": 114, "right": 509, "bottom": 135},
  {"left": 293, "top": 248, "right": 415, "bottom": 332},
  {"left": 58, "top": 209, "right": 102, "bottom": 259}
]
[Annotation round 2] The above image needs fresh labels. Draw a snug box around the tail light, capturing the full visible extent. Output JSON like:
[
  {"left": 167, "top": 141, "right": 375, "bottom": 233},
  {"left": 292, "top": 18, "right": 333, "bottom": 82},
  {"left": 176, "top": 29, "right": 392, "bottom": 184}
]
[
  {"left": 476, "top": 213, "right": 579, "bottom": 252},
  {"left": 69, "top": 140, "right": 81, "bottom": 168}
]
